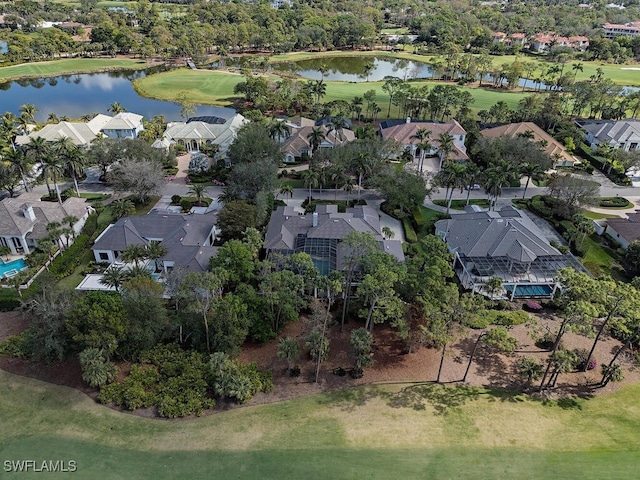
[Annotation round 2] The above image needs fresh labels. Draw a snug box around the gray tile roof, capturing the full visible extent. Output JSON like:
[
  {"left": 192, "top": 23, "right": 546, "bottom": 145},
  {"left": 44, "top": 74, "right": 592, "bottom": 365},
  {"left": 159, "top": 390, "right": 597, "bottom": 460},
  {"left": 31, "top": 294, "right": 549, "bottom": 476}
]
[
  {"left": 93, "top": 211, "right": 218, "bottom": 272},
  {"left": 0, "top": 193, "right": 89, "bottom": 239},
  {"left": 265, "top": 205, "right": 404, "bottom": 264},
  {"left": 435, "top": 206, "right": 561, "bottom": 259}
]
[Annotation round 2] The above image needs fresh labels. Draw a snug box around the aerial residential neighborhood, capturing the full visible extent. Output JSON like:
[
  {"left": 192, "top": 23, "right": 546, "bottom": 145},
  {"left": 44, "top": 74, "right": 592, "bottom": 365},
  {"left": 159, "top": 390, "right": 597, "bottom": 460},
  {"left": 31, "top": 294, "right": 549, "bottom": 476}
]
[{"left": 2, "top": 0, "right": 640, "bottom": 478}]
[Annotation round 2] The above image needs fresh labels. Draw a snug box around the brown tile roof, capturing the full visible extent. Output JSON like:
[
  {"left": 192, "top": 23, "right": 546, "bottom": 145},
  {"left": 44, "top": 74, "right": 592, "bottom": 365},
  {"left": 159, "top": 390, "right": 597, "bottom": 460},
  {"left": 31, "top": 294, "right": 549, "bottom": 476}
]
[{"left": 480, "top": 122, "right": 575, "bottom": 166}]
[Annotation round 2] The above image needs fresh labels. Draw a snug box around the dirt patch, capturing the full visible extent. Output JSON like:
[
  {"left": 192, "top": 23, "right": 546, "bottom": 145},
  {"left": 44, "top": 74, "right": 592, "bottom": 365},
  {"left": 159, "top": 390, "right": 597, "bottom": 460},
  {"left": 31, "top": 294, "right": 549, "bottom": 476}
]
[{"left": 1, "top": 307, "right": 638, "bottom": 414}]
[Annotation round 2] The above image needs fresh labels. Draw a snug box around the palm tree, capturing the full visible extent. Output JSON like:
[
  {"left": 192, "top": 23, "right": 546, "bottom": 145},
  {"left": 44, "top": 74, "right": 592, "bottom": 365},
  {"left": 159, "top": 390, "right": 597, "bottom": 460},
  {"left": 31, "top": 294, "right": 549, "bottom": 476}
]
[
  {"left": 437, "top": 132, "right": 455, "bottom": 169},
  {"left": 19, "top": 104, "right": 37, "bottom": 124},
  {"left": 306, "top": 127, "right": 326, "bottom": 156},
  {"left": 111, "top": 199, "right": 136, "bottom": 220},
  {"left": 327, "top": 116, "right": 347, "bottom": 142},
  {"left": 25, "top": 137, "right": 51, "bottom": 196},
  {"left": 145, "top": 240, "right": 167, "bottom": 272},
  {"left": 41, "top": 152, "right": 64, "bottom": 204},
  {"left": 571, "top": 62, "right": 584, "bottom": 81},
  {"left": 47, "top": 113, "right": 59, "bottom": 123},
  {"left": 482, "top": 164, "right": 509, "bottom": 210},
  {"left": 352, "top": 152, "right": 372, "bottom": 201},
  {"left": 279, "top": 183, "right": 293, "bottom": 200},
  {"left": 462, "top": 162, "right": 481, "bottom": 206},
  {"left": 46, "top": 221, "right": 63, "bottom": 249},
  {"left": 125, "top": 264, "right": 153, "bottom": 280},
  {"left": 98, "top": 265, "right": 126, "bottom": 292},
  {"left": 435, "top": 163, "right": 466, "bottom": 214},
  {"left": 410, "top": 127, "right": 432, "bottom": 173},
  {"left": 301, "top": 169, "right": 320, "bottom": 200},
  {"left": 217, "top": 188, "right": 239, "bottom": 205},
  {"left": 350, "top": 96, "right": 363, "bottom": 122},
  {"left": 0, "top": 245, "right": 11, "bottom": 261},
  {"left": 520, "top": 162, "right": 545, "bottom": 199},
  {"left": 120, "top": 244, "right": 147, "bottom": 267},
  {"left": 53, "top": 136, "right": 85, "bottom": 196},
  {"left": 188, "top": 183, "right": 207, "bottom": 206},
  {"left": 268, "top": 120, "right": 290, "bottom": 141},
  {"left": 5, "top": 148, "right": 31, "bottom": 192},
  {"left": 62, "top": 215, "right": 78, "bottom": 241},
  {"left": 108, "top": 102, "right": 126, "bottom": 114}
]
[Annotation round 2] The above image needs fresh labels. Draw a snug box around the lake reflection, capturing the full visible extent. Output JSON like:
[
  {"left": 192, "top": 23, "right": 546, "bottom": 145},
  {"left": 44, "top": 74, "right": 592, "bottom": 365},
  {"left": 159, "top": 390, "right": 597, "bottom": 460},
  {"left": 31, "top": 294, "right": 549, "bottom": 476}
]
[
  {"left": 0, "top": 67, "right": 235, "bottom": 122},
  {"left": 271, "top": 56, "right": 434, "bottom": 82}
]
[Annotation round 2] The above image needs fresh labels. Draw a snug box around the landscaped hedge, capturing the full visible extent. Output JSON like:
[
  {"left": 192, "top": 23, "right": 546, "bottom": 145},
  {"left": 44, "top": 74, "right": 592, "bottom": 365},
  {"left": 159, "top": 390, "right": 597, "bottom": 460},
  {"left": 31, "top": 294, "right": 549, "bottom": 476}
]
[
  {"left": 402, "top": 218, "right": 418, "bottom": 243},
  {"left": 412, "top": 207, "right": 425, "bottom": 227},
  {"left": 577, "top": 143, "right": 631, "bottom": 186},
  {"left": 48, "top": 234, "right": 90, "bottom": 277},
  {"left": 598, "top": 197, "right": 631, "bottom": 208},
  {"left": 0, "top": 298, "right": 21, "bottom": 311}
]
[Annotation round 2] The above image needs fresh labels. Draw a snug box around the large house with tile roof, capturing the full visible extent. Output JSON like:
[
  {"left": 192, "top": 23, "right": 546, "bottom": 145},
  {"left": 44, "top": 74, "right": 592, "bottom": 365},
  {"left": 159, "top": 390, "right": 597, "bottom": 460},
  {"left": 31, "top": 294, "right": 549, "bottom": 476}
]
[
  {"left": 480, "top": 122, "right": 578, "bottom": 168},
  {"left": 435, "top": 205, "right": 588, "bottom": 299},
  {"left": 577, "top": 119, "right": 640, "bottom": 152},
  {"left": 157, "top": 114, "right": 247, "bottom": 158},
  {"left": 379, "top": 118, "right": 468, "bottom": 170},
  {"left": 15, "top": 112, "right": 144, "bottom": 147},
  {"left": 92, "top": 211, "right": 219, "bottom": 272},
  {"left": 0, "top": 193, "right": 91, "bottom": 255},
  {"left": 264, "top": 205, "right": 403, "bottom": 275},
  {"left": 280, "top": 117, "right": 356, "bottom": 163}
]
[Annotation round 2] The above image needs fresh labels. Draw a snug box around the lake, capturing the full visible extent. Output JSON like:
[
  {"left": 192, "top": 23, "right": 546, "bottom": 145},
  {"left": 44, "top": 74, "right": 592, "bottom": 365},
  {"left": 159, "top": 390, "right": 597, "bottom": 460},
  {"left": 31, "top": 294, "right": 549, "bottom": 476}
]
[
  {"left": 271, "top": 55, "right": 434, "bottom": 82},
  {"left": 0, "top": 66, "right": 236, "bottom": 122}
]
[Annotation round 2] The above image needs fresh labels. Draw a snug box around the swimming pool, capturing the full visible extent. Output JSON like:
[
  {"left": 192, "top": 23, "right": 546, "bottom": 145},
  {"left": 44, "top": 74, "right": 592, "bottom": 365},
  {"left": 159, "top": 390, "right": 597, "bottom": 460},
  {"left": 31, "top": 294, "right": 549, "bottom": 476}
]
[{"left": 0, "top": 258, "right": 28, "bottom": 278}]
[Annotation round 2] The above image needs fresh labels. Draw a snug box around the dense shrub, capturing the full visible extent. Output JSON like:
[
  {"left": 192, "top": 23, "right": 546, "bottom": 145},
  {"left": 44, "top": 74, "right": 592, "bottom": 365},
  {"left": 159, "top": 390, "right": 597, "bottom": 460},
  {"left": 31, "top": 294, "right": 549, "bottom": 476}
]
[
  {"left": 598, "top": 197, "right": 631, "bottom": 208},
  {"left": 48, "top": 234, "right": 90, "bottom": 277},
  {"left": 79, "top": 348, "right": 118, "bottom": 388},
  {"left": 402, "top": 218, "right": 418, "bottom": 243},
  {"left": 412, "top": 207, "right": 425, "bottom": 227},
  {"left": 0, "top": 333, "right": 26, "bottom": 357},
  {"left": 171, "top": 195, "right": 182, "bottom": 205},
  {"left": 0, "top": 297, "right": 21, "bottom": 311},
  {"left": 188, "top": 152, "right": 211, "bottom": 175},
  {"left": 573, "top": 348, "right": 597, "bottom": 371},
  {"left": 82, "top": 213, "right": 99, "bottom": 239},
  {"left": 463, "top": 310, "right": 530, "bottom": 329}
]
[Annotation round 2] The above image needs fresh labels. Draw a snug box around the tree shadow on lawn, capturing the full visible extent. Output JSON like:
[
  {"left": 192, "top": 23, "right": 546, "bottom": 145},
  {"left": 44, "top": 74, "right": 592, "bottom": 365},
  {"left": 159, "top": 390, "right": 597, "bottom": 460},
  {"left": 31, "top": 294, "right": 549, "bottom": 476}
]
[
  {"left": 322, "top": 385, "right": 382, "bottom": 412},
  {"left": 385, "top": 383, "right": 483, "bottom": 415}
]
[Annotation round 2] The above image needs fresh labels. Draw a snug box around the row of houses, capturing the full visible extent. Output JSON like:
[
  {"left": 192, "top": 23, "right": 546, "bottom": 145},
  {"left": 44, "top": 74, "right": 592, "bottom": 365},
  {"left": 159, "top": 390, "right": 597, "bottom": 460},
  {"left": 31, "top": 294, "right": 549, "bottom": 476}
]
[
  {"left": 16, "top": 112, "right": 248, "bottom": 160},
  {"left": 492, "top": 32, "right": 589, "bottom": 53}
]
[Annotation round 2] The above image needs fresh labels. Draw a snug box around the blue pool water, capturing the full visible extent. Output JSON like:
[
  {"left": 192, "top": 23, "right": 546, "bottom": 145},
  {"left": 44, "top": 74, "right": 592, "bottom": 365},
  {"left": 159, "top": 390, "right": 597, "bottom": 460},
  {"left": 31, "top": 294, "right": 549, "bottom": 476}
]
[
  {"left": 0, "top": 258, "right": 27, "bottom": 278},
  {"left": 504, "top": 284, "right": 553, "bottom": 298}
]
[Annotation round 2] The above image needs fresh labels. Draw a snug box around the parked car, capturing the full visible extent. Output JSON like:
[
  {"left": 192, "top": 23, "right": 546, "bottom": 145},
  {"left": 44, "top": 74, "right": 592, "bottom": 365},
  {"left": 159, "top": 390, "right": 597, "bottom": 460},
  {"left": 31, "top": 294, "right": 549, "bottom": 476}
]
[{"left": 465, "top": 184, "right": 481, "bottom": 190}]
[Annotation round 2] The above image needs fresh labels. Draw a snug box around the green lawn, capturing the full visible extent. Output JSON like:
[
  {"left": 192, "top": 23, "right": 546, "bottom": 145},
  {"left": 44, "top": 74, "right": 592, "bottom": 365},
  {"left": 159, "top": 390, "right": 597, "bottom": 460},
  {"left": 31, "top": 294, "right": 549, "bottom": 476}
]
[
  {"left": 1, "top": 370, "right": 640, "bottom": 479},
  {"left": 581, "top": 233, "right": 623, "bottom": 278},
  {"left": 433, "top": 199, "right": 491, "bottom": 210},
  {"left": 135, "top": 68, "right": 530, "bottom": 117},
  {"left": 582, "top": 210, "right": 622, "bottom": 220},
  {"left": 0, "top": 58, "right": 152, "bottom": 82},
  {"left": 133, "top": 69, "right": 245, "bottom": 105}
]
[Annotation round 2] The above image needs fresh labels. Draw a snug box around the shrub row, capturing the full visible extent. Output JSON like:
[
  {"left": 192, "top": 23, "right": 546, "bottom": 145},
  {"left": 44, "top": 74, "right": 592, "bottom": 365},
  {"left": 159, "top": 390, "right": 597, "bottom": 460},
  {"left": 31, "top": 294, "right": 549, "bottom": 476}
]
[
  {"left": 577, "top": 143, "right": 631, "bottom": 186},
  {"left": 402, "top": 218, "right": 418, "bottom": 243},
  {"left": 48, "top": 234, "right": 90, "bottom": 277}
]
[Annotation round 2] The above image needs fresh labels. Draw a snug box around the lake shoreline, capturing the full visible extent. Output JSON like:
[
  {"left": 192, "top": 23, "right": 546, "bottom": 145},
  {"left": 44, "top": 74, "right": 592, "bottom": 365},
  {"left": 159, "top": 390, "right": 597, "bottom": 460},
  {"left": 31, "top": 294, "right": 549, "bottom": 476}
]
[{"left": 0, "top": 57, "right": 164, "bottom": 83}]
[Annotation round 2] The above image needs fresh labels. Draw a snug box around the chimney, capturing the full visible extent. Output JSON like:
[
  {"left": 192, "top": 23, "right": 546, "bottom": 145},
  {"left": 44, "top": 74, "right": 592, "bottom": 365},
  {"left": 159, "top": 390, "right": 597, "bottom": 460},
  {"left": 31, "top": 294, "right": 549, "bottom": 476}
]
[
  {"left": 312, "top": 212, "right": 318, "bottom": 227},
  {"left": 406, "top": 116, "right": 411, "bottom": 124},
  {"left": 23, "top": 205, "right": 36, "bottom": 222}
]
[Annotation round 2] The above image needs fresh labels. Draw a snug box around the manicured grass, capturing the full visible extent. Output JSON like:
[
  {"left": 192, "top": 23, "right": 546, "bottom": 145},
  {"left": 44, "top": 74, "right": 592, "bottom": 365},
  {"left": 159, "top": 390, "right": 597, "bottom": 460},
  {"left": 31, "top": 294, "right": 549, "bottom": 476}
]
[
  {"left": 1, "top": 370, "right": 640, "bottom": 479},
  {"left": 416, "top": 206, "right": 448, "bottom": 237},
  {"left": 581, "top": 233, "right": 622, "bottom": 278},
  {"left": 582, "top": 210, "right": 622, "bottom": 220},
  {"left": 280, "top": 178, "right": 304, "bottom": 189},
  {"left": 133, "top": 69, "right": 245, "bottom": 106},
  {"left": 433, "top": 199, "right": 490, "bottom": 210},
  {"left": 135, "top": 68, "right": 530, "bottom": 117},
  {"left": 0, "top": 58, "right": 152, "bottom": 82}
]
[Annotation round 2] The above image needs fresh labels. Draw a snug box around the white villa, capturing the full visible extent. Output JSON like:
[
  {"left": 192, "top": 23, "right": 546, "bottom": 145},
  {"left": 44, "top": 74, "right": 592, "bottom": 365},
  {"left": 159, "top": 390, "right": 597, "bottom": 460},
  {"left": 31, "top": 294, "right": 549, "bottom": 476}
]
[{"left": 0, "top": 193, "right": 91, "bottom": 254}]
